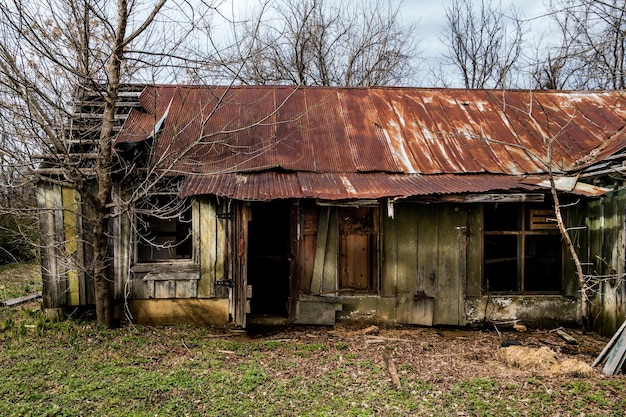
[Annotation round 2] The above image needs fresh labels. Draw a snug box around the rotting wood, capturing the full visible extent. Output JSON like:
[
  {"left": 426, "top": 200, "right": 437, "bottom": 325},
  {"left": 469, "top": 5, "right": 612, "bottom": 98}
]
[
  {"left": 555, "top": 329, "right": 578, "bottom": 345},
  {"left": 602, "top": 331, "right": 626, "bottom": 375},
  {"left": 593, "top": 320, "right": 626, "bottom": 367},
  {"left": 383, "top": 352, "right": 401, "bottom": 390},
  {"left": 358, "top": 325, "right": 380, "bottom": 335},
  {"left": 366, "top": 336, "right": 413, "bottom": 343},
  {"left": 1, "top": 292, "right": 42, "bottom": 307}
]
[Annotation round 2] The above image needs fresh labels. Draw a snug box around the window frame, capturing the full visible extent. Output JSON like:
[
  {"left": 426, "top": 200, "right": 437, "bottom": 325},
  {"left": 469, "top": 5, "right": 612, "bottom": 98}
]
[
  {"left": 482, "top": 202, "right": 564, "bottom": 295},
  {"left": 133, "top": 192, "right": 196, "bottom": 265}
]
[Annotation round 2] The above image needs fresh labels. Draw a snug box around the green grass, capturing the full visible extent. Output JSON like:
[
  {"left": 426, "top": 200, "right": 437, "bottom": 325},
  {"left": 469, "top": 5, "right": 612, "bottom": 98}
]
[
  {"left": 0, "top": 262, "right": 41, "bottom": 302},
  {"left": 0, "top": 264, "right": 624, "bottom": 416},
  {"left": 0, "top": 312, "right": 624, "bottom": 417}
]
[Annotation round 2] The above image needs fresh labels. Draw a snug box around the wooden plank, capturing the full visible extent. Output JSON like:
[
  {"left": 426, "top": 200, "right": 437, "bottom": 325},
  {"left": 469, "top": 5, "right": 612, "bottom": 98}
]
[
  {"left": 435, "top": 206, "right": 462, "bottom": 325},
  {"left": 310, "top": 207, "right": 329, "bottom": 294},
  {"left": 62, "top": 187, "right": 81, "bottom": 306},
  {"left": 594, "top": 319, "right": 626, "bottom": 367},
  {"left": 2, "top": 292, "right": 42, "bottom": 307},
  {"left": 381, "top": 202, "right": 398, "bottom": 298},
  {"left": 417, "top": 205, "right": 438, "bottom": 299},
  {"left": 396, "top": 204, "right": 418, "bottom": 295},
  {"left": 603, "top": 328, "right": 626, "bottom": 375},
  {"left": 465, "top": 206, "right": 482, "bottom": 297},
  {"left": 37, "top": 184, "right": 67, "bottom": 309},
  {"left": 556, "top": 329, "right": 578, "bottom": 345},
  {"left": 198, "top": 199, "right": 215, "bottom": 298},
  {"left": 322, "top": 208, "right": 338, "bottom": 292}
]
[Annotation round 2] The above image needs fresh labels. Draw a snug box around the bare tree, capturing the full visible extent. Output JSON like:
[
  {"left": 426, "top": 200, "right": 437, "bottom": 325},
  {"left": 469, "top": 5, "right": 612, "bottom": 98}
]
[
  {"left": 211, "top": 0, "right": 420, "bottom": 86},
  {"left": 441, "top": 0, "right": 526, "bottom": 89},
  {"left": 0, "top": 0, "right": 222, "bottom": 326},
  {"left": 542, "top": 0, "right": 626, "bottom": 90}
]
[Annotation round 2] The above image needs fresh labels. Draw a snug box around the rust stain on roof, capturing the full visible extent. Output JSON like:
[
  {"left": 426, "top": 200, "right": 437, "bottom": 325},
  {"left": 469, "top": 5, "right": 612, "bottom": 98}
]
[{"left": 115, "top": 85, "right": 626, "bottom": 200}]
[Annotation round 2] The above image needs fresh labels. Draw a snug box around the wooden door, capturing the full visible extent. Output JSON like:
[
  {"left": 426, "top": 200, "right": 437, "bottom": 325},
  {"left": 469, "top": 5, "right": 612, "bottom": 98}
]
[{"left": 234, "top": 203, "right": 251, "bottom": 328}]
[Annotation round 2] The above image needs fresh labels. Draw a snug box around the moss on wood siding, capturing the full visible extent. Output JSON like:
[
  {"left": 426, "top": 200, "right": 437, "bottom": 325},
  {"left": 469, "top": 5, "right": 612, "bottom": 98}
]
[{"left": 587, "top": 191, "right": 626, "bottom": 336}]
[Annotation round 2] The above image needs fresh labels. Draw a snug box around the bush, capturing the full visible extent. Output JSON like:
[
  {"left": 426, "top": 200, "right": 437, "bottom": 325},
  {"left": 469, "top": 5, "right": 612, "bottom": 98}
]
[{"left": 0, "top": 212, "right": 39, "bottom": 264}]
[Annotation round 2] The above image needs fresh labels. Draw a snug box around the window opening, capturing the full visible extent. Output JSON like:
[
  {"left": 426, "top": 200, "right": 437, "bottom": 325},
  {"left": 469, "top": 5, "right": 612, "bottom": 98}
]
[
  {"left": 483, "top": 202, "right": 562, "bottom": 293},
  {"left": 136, "top": 194, "right": 192, "bottom": 262}
]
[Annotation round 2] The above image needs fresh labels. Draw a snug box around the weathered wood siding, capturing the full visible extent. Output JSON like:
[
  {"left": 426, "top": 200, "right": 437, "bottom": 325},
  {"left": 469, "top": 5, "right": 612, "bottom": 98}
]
[
  {"left": 123, "top": 197, "right": 229, "bottom": 300},
  {"left": 298, "top": 202, "right": 473, "bottom": 325},
  {"left": 384, "top": 203, "right": 470, "bottom": 326},
  {"left": 37, "top": 184, "right": 92, "bottom": 311},
  {"left": 587, "top": 192, "right": 626, "bottom": 336},
  {"left": 37, "top": 183, "right": 66, "bottom": 310}
]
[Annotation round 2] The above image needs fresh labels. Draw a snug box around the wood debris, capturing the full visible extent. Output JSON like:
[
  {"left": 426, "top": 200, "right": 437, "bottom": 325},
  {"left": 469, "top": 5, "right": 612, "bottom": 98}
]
[
  {"left": 383, "top": 352, "right": 401, "bottom": 390},
  {"left": 554, "top": 328, "right": 578, "bottom": 345}
]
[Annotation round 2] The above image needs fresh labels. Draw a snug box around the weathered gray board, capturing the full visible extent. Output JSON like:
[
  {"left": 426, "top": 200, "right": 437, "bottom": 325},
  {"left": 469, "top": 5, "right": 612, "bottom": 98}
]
[
  {"left": 594, "top": 319, "right": 626, "bottom": 375},
  {"left": 1, "top": 292, "right": 42, "bottom": 307}
]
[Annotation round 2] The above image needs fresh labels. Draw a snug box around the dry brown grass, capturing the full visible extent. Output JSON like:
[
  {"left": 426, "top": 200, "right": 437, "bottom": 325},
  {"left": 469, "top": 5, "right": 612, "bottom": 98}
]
[{"left": 498, "top": 345, "right": 595, "bottom": 378}]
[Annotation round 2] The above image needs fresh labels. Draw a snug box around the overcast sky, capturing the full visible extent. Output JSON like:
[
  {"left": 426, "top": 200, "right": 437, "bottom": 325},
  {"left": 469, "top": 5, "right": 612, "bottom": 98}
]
[
  {"left": 216, "top": 0, "right": 558, "bottom": 86},
  {"left": 218, "top": 0, "right": 556, "bottom": 51}
]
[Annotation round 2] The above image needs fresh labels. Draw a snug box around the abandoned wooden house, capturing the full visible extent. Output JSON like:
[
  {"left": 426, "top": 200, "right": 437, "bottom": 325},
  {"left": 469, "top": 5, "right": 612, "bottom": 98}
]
[{"left": 37, "top": 85, "right": 626, "bottom": 334}]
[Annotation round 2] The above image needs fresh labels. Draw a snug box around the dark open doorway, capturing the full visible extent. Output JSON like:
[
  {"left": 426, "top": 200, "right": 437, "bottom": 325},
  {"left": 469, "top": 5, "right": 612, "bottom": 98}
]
[{"left": 247, "top": 201, "right": 291, "bottom": 317}]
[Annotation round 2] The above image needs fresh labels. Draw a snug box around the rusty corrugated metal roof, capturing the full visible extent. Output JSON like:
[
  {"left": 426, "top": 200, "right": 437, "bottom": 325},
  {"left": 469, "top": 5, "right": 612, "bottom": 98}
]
[
  {"left": 115, "top": 85, "right": 626, "bottom": 200},
  {"left": 180, "top": 172, "right": 608, "bottom": 200}
]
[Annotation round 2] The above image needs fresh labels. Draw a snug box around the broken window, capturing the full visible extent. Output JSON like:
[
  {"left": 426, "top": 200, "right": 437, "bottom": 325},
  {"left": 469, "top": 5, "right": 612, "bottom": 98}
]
[
  {"left": 483, "top": 202, "right": 562, "bottom": 293},
  {"left": 136, "top": 194, "right": 193, "bottom": 262},
  {"left": 338, "top": 206, "right": 379, "bottom": 291}
]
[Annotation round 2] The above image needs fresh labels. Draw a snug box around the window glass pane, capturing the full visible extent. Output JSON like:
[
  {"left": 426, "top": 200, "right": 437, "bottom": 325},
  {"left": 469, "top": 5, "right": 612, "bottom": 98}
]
[
  {"left": 524, "top": 235, "right": 562, "bottom": 292},
  {"left": 484, "top": 234, "right": 519, "bottom": 292},
  {"left": 484, "top": 204, "right": 520, "bottom": 231}
]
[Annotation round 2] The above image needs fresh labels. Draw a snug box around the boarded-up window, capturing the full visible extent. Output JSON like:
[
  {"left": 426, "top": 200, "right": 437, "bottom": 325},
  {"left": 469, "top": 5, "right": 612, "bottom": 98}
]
[
  {"left": 483, "top": 202, "right": 562, "bottom": 293},
  {"left": 136, "top": 195, "right": 192, "bottom": 262},
  {"left": 338, "top": 207, "right": 378, "bottom": 291}
]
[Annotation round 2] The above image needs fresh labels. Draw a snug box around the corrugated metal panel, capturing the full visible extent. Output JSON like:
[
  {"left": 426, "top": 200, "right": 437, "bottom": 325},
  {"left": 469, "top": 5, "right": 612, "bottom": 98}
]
[
  {"left": 116, "top": 85, "right": 626, "bottom": 200},
  {"left": 180, "top": 172, "right": 555, "bottom": 200}
]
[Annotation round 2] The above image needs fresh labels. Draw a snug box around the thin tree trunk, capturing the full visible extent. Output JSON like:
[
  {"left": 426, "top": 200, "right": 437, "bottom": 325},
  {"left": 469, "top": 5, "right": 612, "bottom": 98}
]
[
  {"left": 91, "top": 0, "right": 128, "bottom": 327},
  {"left": 549, "top": 176, "right": 589, "bottom": 329}
]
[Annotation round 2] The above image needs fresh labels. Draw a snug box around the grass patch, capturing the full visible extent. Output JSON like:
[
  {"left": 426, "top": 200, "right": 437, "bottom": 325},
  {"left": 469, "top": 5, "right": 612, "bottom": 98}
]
[
  {"left": 0, "top": 315, "right": 624, "bottom": 417},
  {"left": 0, "top": 262, "right": 41, "bottom": 302},
  {"left": 0, "top": 263, "right": 624, "bottom": 416}
]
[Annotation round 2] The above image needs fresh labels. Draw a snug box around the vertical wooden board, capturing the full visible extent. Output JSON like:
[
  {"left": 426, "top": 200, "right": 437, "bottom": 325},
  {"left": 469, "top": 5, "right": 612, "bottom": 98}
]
[
  {"left": 175, "top": 280, "right": 192, "bottom": 298},
  {"left": 393, "top": 204, "right": 418, "bottom": 324},
  {"left": 396, "top": 204, "right": 418, "bottom": 295},
  {"left": 311, "top": 208, "right": 329, "bottom": 294},
  {"left": 300, "top": 235, "right": 316, "bottom": 292},
  {"left": 81, "top": 199, "right": 96, "bottom": 305},
  {"left": 234, "top": 202, "right": 250, "bottom": 328},
  {"left": 434, "top": 206, "right": 462, "bottom": 325},
  {"left": 465, "top": 206, "right": 482, "bottom": 297},
  {"left": 339, "top": 234, "right": 369, "bottom": 288},
  {"left": 215, "top": 201, "right": 227, "bottom": 286},
  {"left": 416, "top": 205, "right": 439, "bottom": 298},
  {"left": 118, "top": 212, "right": 131, "bottom": 301},
  {"left": 198, "top": 199, "right": 216, "bottom": 298},
  {"left": 132, "top": 276, "right": 150, "bottom": 299},
  {"left": 61, "top": 187, "right": 79, "bottom": 256},
  {"left": 52, "top": 185, "right": 68, "bottom": 306},
  {"left": 322, "top": 207, "right": 338, "bottom": 292},
  {"left": 37, "top": 184, "right": 62, "bottom": 308},
  {"left": 299, "top": 205, "right": 318, "bottom": 292},
  {"left": 381, "top": 203, "right": 398, "bottom": 297}
]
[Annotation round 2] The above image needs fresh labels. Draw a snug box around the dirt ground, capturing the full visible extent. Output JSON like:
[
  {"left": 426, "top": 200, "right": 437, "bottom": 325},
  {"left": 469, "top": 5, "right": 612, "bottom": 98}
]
[{"left": 243, "top": 321, "right": 621, "bottom": 385}]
